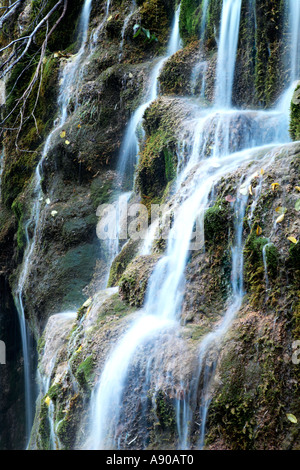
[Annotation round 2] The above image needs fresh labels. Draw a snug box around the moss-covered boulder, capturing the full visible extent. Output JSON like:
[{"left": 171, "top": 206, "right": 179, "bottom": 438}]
[
  {"left": 290, "top": 83, "right": 300, "bottom": 141},
  {"left": 119, "top": 254, "right": 161, "bottom": 307}
]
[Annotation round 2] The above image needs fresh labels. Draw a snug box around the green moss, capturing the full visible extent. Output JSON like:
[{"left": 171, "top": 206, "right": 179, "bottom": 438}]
[
  {"left": 136, "top": 129, "right": 177, "bottom": 202},
  {"left": 108, "top": 241, "right": 139, "bottom": 287},
  {"left": 97, "top": 293, "right": 134, "bottom": 322},
  {"left": 207, "top": 318, "right": 285, "bottom": 450},
  {"left": 47, "top": 383, "right": 61, "bottom": 401},
  {"left": 159, "top": 41, "right": 200, "bottom": 95},
  {"left": 290, "top": 84, "right": 300, "bottom": 141},
  {"left": 90, "top": 176, "right": 115, "bottom": 209},
  {"left": 179, "top": 0, "right": 201, "bottom": 41}
]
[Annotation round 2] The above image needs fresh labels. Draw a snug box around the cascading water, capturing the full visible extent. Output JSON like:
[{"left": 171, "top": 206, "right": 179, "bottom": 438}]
[
  {"left": 288, "top": 0, "right": 300, "bottom": 83},
  {"left": 13, "top": 0, "right": 93, "bottom": 446},
  {"left": 214, "top": 0, "right": 242, "bottom": 108}
]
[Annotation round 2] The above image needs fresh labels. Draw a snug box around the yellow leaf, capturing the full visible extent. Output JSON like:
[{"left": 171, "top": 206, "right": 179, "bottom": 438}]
[
  {"left": 76, "top": 345, "right": 82, "bottom": 354},
  {"left": 260, "top": 169, "right": 265, "bottom": 175},
  {"left": 275, "top": 213, "right": 285, "bottom": 224},
  {"left": 295, "top": 186, "right": 300, "bottom": 192},
  {"left": 287, "top": 236, "right": 298, "bottom": 244},
  {"left": 287, "top": 413, "right": 298, "bottom": 424},
  {"left": 65, "top": 140, "right": 70, "bottom": 145},
  {"left": 271, "top": 183, "right": 280, "bottom": 191},
  {"left": 248, "top": 185, "right": 253, "bottom": 196},
  {"left": 256, "top": 225, "right": 262, "bottom": 235},
  {"left": 44, "top": 396, "right": 51, "bottom": 407},
  {"left": 77, "top": 124, "right": 81, "bottom": 129},
  {"left": 60, "top": 130, "right": 66, "bottom": 138}
]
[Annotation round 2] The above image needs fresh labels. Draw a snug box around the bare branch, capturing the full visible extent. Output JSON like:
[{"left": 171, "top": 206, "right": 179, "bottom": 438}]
[{"left": 0, "top": 0, "right": 23, "bottom": 28}]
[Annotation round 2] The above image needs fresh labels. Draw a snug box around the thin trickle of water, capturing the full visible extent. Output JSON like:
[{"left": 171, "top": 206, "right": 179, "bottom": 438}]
[
  {"left": 119, "top": 1, "right": 136, "bottom": 62},
  {"left": 214, "top": 0, "right": 242, "bottom": 108},
  {"left": 14, "top": 0, "right": 93, "bottom": 446},
  {"left": 117, "top": 3, "right": 182, "bottom": 184},
  {"left": 200, "top": 0, "right": 210, "bottom": 41}
]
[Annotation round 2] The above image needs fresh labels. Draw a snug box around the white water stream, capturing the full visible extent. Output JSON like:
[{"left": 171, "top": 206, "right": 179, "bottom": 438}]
[{"left": 117, "top": 3, "right": 182, "bottom": 184}]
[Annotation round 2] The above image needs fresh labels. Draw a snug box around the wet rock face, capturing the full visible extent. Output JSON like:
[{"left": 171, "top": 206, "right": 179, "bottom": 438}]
[
  {"left": 290, "top": 83, "right": 300, "bottom": 141},
  {"left": 0, "top": 277, "right": 26, "bottom": 449}
]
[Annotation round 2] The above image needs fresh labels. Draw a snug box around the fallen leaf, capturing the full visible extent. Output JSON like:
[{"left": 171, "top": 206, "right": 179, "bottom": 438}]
[
  {"left": 271, "top": 183, "right": 280, "bottom": 191},
  {"left": 44, "top": 396, "right": 51, "bottom": 407},
  {"left": 295, "top": 186, "right": 300, "bottom": 192},
  {"left": 275, "top": 213, "right": 285, "bottom": 224},
  {"left": 261, "top": 169, "right": 265, "bottom": 175},
  {"left": 248, "top": 185, "right": 253, "bottom": 196},
  {"left": 225, "top": 195, "right": 236, "bottom": 203},
  {"left": 287, "top": 413, "right": 298, "bottom": 424},
  {"left": 60, "top": 130, "right": 66, "bottom": 138},
  {"left": 45, "top": 198, "right": 51, "bottom": 205},
  {"left": 77, "top": 124, "right": 81, "bottom": 129},
  {"left": 76, "top": 345, "right": 82, "bottom": 354},
  {"left": 65, "top": 140, "right": 70, "bottom": 145},
  {"left": 256, "top": 225, "right": 262, "bottom": 235},
  {"left": 51, "top": 210, "right": 58, "bottom": 217},
  {"left": 287, "top": 236, "right": 298, "bottom": 244}
]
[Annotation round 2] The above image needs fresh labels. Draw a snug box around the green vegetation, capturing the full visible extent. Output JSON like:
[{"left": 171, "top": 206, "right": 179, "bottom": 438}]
[{"left": 290, "top": 84, "right": 300, "bottom": 141}]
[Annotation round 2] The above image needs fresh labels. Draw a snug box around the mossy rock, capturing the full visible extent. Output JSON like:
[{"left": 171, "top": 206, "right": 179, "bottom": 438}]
[
  {"left": 290, "top": 84, "right": 300, "bottom": 141},
  {"left": 119, "top": 254, "right": 160, "bottom": 307}
]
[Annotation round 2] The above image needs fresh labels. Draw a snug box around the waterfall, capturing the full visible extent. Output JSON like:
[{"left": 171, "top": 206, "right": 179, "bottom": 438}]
[
  {"left": 288, "top": 0, "right": 300, "bottom": 82},
  {"left": 83, "top": 0, "right": 300, "bottom": 450},
  {"left": 117, "top": 3, "right": 182, "bottom": 185},
  {"left": 119, "top": 1, "right": 136, "bottom": 62},
  {"left": 215, "top": 0, "right": 242, "bottom": 108},
  {"left": 13, "top": 0, "right": 93, "bottom": 446}
]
